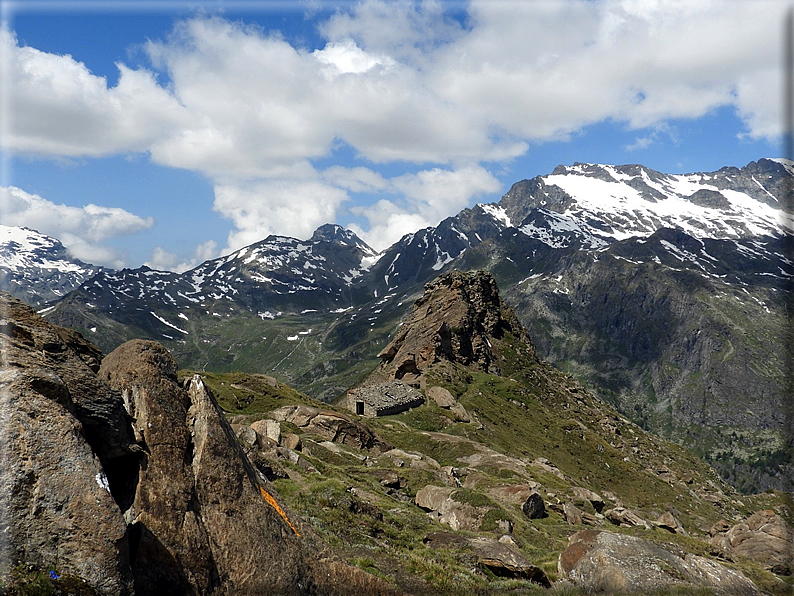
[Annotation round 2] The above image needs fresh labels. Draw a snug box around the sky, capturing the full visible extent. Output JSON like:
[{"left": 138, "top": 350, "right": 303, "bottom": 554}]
[{"left": 0, "top": 0, "right": 786, "bottom": 271}]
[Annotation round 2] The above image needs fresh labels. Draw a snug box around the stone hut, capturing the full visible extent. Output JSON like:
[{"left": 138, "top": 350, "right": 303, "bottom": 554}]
[{"left": 347, "top": 381, "right": 425, "bottom": 417}]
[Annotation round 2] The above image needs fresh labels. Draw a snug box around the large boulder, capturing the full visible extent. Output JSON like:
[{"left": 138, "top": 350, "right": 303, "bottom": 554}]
[
  {"left": 468, "top": 537, "right": 550, "bottom": 587},
  {"left": 271, "top": 404, "right": 387, "bottom": 451},
  {"left": 559, "top": 529, "right": 758, "bottom": 595},
  {"left": 521, "top": 492, "right": 548, "bottom": 519},
  {"left": 711, "top": 510, "right": 794, "bottom": 575},
  {"left": 0, "top": 295, "right": 135, "bottom": 595},
  {"left": 603, "top": 506, "right": 650, "bottom": 529},
  {"left": 427, "top": 386, "right": 456, "bottom": 408},
  {"left": 0, "top": 297, "right": 393, "bottom": 595},
  {"left": 99, "top": 340, "right": 313, "bottom": 595},
  {"left": 414, "top": 485, "right": 486, "bottom": 531}
]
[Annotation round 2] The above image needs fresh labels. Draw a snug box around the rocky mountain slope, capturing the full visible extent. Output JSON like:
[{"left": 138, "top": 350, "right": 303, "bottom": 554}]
[
  {"left": 0, "top": 225, "right": 100, "bottom": 307},
  {"left": 3, "top": 275, "right": 792, "bottom": 595},
  {"left": 0, "top": 292, "right": 393, "bottom": 595},
  {"left": 34, "top": 158, "right": 794, "bottom": 493}
]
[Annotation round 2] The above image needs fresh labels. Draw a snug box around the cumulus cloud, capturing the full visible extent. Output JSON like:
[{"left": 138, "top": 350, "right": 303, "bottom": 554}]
[
  {"left": 146, "top": 240, "right": 219, "bottom": 273},
  {"left": 1, "top": 26, "right": 189, "bottom": 157},
  {"left": 349, "top": 165, "right": 501, "bottom": 250},
  {"left": 0, "top": 186, "right": 153, "bottom": 267},
  {"left": 213, "top": 178, "right": 350, "bottom": 252},
  {"left": 2, "top": 1, "right": 787, "bottom": 262}
]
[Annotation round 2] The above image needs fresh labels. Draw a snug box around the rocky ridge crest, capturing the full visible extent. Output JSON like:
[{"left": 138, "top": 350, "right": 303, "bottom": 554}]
[{"left": 372, "top": 270, "right": 535, "bottom": 385}]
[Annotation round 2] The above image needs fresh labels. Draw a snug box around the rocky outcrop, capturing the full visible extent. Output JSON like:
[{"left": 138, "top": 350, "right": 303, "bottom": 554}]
[
  {"left": 372, "top": 270, "right": 536, "bottom": 385},
  {"left": 270, "top": 404, "right": 388, "bottom": 451},
  {"left": 99, "top": 340, "right": 313, "bottom": 595},
  {"left": 559, "top": 529, "right": 759, "bottom": 595},
  {"left": 710, "top": 510, "right": 794, "bottom": 575},
  {"left": 0, "top": 295, "right": 391, "bottom": 595},
  {"left": 0, "top": 294, "right": 135, "bottom": 595}
]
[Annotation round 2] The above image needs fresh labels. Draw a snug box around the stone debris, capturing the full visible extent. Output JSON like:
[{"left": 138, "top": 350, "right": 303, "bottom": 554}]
[
  {"left": 710, "top": 510, "right": 794, "bottom": 575},
  {"left": 522, "top": 492, "right": 548, "bottom": 519},
  {"left": 559, "top": 529, "right": 759, "bottom": 595}
]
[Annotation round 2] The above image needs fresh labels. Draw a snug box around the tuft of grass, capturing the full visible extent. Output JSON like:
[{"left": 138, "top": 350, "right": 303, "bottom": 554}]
[{"left": 0, "top": 565, "right": 100, "bottom": 596}]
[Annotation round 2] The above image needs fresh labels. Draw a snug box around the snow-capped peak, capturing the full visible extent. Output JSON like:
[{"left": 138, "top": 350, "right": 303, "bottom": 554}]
[
  {"left": 506, "top": 159, "right": 793, "bottom": 249},
  {"left": 0, "top": 225, "right": 101, "bottom": 306}
]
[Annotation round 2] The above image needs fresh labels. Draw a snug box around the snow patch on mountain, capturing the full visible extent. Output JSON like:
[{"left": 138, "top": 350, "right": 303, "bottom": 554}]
[
  {"left": 477, "top": 203, "right": 512, "bottom": 228},
  {"left": 521, "top": 162, "right": 793, "bottom": 246}
]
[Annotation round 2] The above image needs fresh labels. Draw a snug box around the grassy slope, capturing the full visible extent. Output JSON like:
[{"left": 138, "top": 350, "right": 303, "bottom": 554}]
[{"left": 184, "top": 332, "right": 792, "bottom": 595}]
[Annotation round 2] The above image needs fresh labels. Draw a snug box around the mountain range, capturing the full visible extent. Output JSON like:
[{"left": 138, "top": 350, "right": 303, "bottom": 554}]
[
  {"left": 4, "top": 157, "right": 792, "bottom": 493},
  {"left": 2, "top": 272, "right": 791, "bottom": 594}
]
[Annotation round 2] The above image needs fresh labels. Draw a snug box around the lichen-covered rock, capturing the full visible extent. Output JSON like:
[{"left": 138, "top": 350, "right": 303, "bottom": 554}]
[
  {"left": 711, "top": 510, "right": 794, "bottom": 575},
  {"left": 372, "top": 271, "right": 536, "bottom": 384},
  {"left": 99, "top": 340, "right": 314, "bottom": 595},
  {"left": 0, "top": 297, "right": 393, "bottom": 596},
  {"left": 559, "top": 529, "right": 758, "bottom": 595},
  {"left": 0, "top": 295, "right": 134, "bottom": 595}
]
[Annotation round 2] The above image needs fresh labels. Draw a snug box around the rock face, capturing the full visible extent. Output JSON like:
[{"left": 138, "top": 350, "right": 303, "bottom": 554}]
[
  {"left": 99, "top": 340, "right": 312, "bottom": 595},
  {"left": 0, "top": 296, "right": 134, "bottom": 595},
  {"left": 559, "top": 529, "right": 759, "bottom": 595},
  {"left": 711, "top": 510, "right": 794, "bottom": 575},
  {"left": 372, "top": 270, "right": 536, "bottom": 385},
  {"left": 0, "top": 296, "right": 390, "bottom": 595}
]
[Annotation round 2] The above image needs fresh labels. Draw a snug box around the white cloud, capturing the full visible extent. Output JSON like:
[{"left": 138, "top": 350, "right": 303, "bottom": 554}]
[
  {"left": 350, "top": 165, "right": 501, "bottom": 250},
  {"left": 146, "top": 240, "right": 219, "bottom": 273},
  {"left": 321, "top": 166, "right": 389, "bottom": 193},
  {"left": 1, "top": 26, "right": 189, "bottom": 157},
  {"left": 0, "top": 186, "right": 153, "bottom": 267},
  {"left": 313, "top": 38, "right": 396, "bottom": 75},
  {"left": 2, "top": 1, "right": 787, "bottom": 260},
  {"left": 213, "top": 178, "right": 350, "bottom": 252}
]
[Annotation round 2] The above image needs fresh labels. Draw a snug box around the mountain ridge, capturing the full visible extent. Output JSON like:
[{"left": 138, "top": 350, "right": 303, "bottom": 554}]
[{"left": 12, "top": 156, "right": 794, "bottom": 493}]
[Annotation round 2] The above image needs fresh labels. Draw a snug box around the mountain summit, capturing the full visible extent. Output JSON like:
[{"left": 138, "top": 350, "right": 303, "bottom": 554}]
[
  {"left": 372, "top": 270, "right": 535, "bottom": 385},
  {"left": 0, "top": 225, "right": 100, "bottom": 306}
]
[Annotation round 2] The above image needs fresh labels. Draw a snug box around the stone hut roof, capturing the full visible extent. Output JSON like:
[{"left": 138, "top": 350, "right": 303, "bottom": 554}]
[{"left": 348, "top": 381, "right": 424, "bottom": 411}]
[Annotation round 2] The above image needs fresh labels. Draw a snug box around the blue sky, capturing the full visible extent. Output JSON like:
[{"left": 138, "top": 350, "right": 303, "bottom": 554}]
[{"left": 0, "top": 0, "right": 784, "bottom": 270}]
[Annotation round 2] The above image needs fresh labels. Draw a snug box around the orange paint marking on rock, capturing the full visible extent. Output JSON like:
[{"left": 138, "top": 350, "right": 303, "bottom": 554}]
[{"left": 259, "top": 485, "right": 301, "bottom": 536}]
